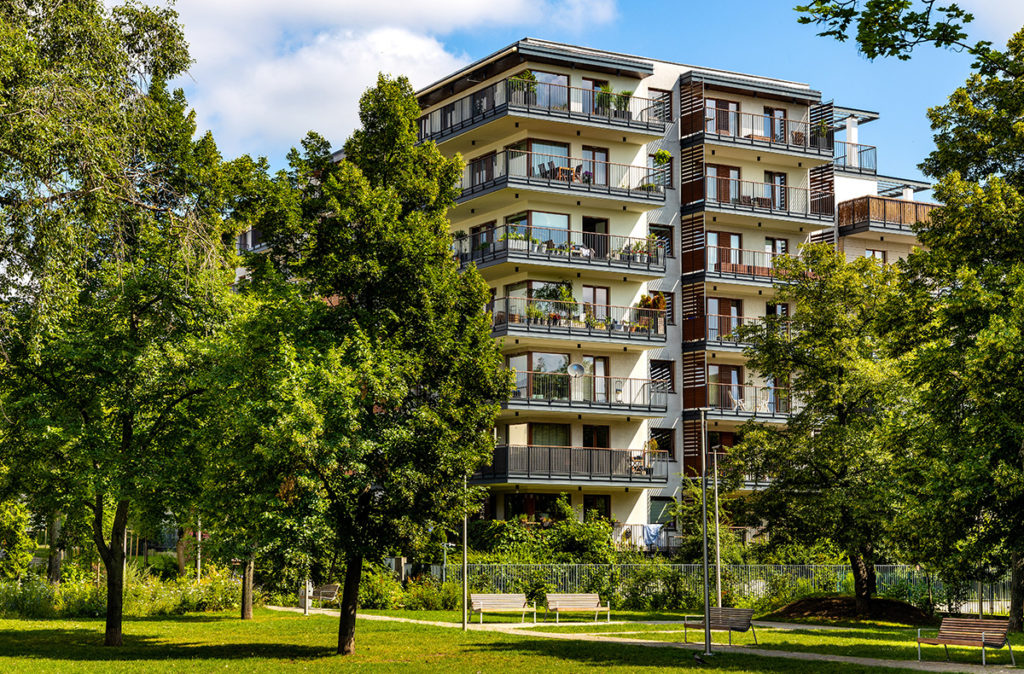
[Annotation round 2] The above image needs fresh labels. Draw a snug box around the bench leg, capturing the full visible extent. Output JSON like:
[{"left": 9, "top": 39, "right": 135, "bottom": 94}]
[
  {"left": 480, "top": 611, "right": 483, "bottom": 624},
  {"left": 1008, "top": 640, "right": 1015, "bottom": 667},
  {"left": 944, "top": 644, "right": 949, "bottom": 661},
  {"left": 555, "top": 611, "right": 559, "bottom": 624},
  {"left": 751, "top": 625, "right": 758, "bottom": 646}
]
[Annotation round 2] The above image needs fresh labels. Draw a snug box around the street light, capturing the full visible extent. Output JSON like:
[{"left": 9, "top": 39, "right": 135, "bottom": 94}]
[
  {"left": 462, "top": 476, "right": 468, "bottom": 632},
  {"left": 698, "top": 406, "right": 714, "bottom": 657},
  {"left": 713, "top": 445, "right": 722, "bottom": 608}
]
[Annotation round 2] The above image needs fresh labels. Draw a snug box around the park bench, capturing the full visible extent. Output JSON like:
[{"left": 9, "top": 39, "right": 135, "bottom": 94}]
[
  {"left": 470, "top": 593, "right": 536, "bottom": 624},
  {"left": 298, "top": 583, "right": 339, "bottom": 608},
  {"left": 917, "top": 617, "right": 1015, "bottom": 666},
  {"left": 545, "top": 593, "right": 610, "bottom": 623},
  {"left": 683, "top": 607, "right": 757, "bottom": 645}
]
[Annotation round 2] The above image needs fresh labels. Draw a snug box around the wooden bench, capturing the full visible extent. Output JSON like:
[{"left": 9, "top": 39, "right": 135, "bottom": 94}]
[
  {"left": 298, "top": 583, "right": 339, "bottom": 608},
  {"left": 917, "top": 617, "right": 1015, "bottom": 666},
  {"left": 470, "top": 593, "right": 536, "bottom": 624},
  {"left": 683, "top": 608, "right": 757, "bottom": 645},
  {"left": 545, "top": 593, "right": 610, "bottom": 623}
]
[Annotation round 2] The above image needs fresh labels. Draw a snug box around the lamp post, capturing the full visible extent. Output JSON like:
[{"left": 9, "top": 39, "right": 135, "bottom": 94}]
[
  {"left": 699, "top": 406, "right": 713, "bottom": 656},
  {"left": 713, "top": 446, "right": 722, "bottom": 608},
  {"left": 462, "top": 476, "right": 468, "bottom": 632}
]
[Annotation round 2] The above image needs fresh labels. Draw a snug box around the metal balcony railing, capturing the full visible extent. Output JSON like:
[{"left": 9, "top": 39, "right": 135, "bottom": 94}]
[
  {"left": 452, "top": 223, "right": 664, "bottom": 271},
  {"left": 475, "top": 445, "right": 669, "bottom": 483},
  {"left": 490, "top": 297, "right": 667, "bottom": 341},
  {"left": 418, "top": 77, "right": 667, "bottom": 142},
  {"left": 701, "top": 175, "right": 835, "bottom": 217},
  {"left": 833, "top": 141, "right": 878, "bottom": 173},
  {"left": 461, "top": 149, "right": 667, "bottom": 201},
  {"left": 837, "top": 196, "right": 938, "bottom": 232},
  {"left": 703, "top": 245, "right": 782, "bottom": 278},
  {"left": 703, "top": 107, "right": 833, "bottom": 151},
  {"left": 707, "top": 383, "right": 800, "bottom": 416},
  {"left": 683, "top": 314, "right": 792, "bottom": 344},
  {"left": 509, "top": 371, "right": 669, "bottom": 410}
]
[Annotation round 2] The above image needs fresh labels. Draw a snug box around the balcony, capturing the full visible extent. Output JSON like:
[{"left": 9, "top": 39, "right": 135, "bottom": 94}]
[
  {"left": 472, "top": 445, "right": 669, "bottom": 485},
  {"left": 697, "top": 108, "right": 833, "bottom": 156},
  {"left": 837, "top": 195, "right": 938, "bottom": 236},
  {"left": 685, "top": 176, "right": 834, "bottom": 221},
  {"left": 704, "top": 383, "right": 800, "bottom": 418},
  {"left": 833, "top": 141, "right": 877, "bottom": 174},
  {"left": 459, "top": 150, "right": 667, "bottom": 207},
  {"left": 418, "top": 77, "right": 667, "bottom": 144},
  {"left": 453, "top": 223, "right": 665, "bottom": 275},
  {"left": 508, "top": 371, "right": 669, "bottom": 414},
  {"left": 491, "top": 297, "right": 667, "bottom": 344},
  {"left": 682, "top": 314, "right": 791, "bottom": 348},
  {"left": 684, "top": 245, "right": 782, "bottom": 282}
]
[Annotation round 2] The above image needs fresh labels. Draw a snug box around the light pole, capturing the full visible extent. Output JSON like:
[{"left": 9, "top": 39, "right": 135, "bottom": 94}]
[
  {"left": 699, "top": 406, "right": 713, "bottom": 656},
  {"left": 462, "top": 476, "right": 468, "bottom": 632},
  {"left": 713, "top": 447, "right": 722, "bottom": 608}
]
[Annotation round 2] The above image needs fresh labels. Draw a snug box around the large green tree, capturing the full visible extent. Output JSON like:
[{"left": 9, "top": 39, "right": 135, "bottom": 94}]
[
  {"left": 0, "top": 1, "right": 242, "bottom": 645},
  {"left": 730, "top": 245, "right": 903, "bottom": 615},
  {"left": 252, "top": 76, "right": 511, "bottom": 655}
]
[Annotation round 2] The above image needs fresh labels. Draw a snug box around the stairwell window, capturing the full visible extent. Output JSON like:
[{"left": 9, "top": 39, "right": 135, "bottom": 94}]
[{"left": 650, "top": 359, "right": 676, "bottom": 393}]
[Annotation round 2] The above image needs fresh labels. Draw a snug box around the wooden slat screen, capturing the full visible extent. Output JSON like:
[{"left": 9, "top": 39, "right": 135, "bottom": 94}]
[
  {"left": 679, "top": 144, "right": 704, "bottom": 206},
  {"left": 682, "top": 351, "right": 706, "bottom": 409},
  {"left": 682, "top": 420, "right": 702, "bottom": 477},
  {"left": 680, "top": 212, "right": 705, "bottom": 274},
  {"left": 678, "top": 75, "right": 705, "bottom": 138}
]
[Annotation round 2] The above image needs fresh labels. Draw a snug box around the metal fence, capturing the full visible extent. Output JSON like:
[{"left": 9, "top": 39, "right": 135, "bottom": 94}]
[{"left": 426, "top": 563, "right": 1012, "bottom": 615}]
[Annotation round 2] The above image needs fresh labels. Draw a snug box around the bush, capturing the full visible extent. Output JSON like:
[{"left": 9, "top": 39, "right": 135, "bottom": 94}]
[
  {"left": 402, "top": 575, "right": 460, "bottom": 610},
  {"left": 358, "top": 564, "right": 404, "bottom": 609},
  {"left": 0, "top": 501, "right": 33, "bottom": 580}
]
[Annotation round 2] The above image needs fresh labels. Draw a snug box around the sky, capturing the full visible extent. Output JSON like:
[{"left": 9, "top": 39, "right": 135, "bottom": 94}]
[{"left": 172, "top": 0, "right": 1024, "bottom": 187}]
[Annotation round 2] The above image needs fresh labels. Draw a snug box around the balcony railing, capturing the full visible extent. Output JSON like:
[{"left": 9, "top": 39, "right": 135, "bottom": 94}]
[
  {"left": 837, "top": 196, "right": 938, "bottom": 232},
  {"left": 703, "top": 107, "right": 832, "bottom": 152},
  {"left": 474, "top": 445, "right": 669, "bottom": 483},
  {"left": 453, "top": 223, "right": 664, "bottom": 271},
  {"left": 833, "top": 141, "right": 877, "bottom": 173},
  {"left": 461, "top": 149, "right": 667, "bottom": 202},
  {"left": 418, "top": 77, "right": 667, "bottom": 142},
  {"left": 702, "top": 245, "right": 782, "bottom": 279},
  {"left": 490, "top": 297, "right": 667, "bottom": 341},
  {"left": 683, "top": 314, "right": 792, "bottom": 344},
  {"left": 699, "top": 175, "right": 834, "bottom": 218},
  {"left": 510, "top": 371, "right": 669, "bottom": 411},
  {"left": 613, "top": 523, "right": 672, "bottom": 549},
  {"left": 707, "top": 383, "right": 800, "bottom": 416}
]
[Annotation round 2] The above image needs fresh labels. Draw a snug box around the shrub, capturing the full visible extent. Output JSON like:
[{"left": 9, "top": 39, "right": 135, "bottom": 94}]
[
  {"left": 358, "top": 564, "right": 403, "bottom": 609},
  {"left": 402, "top": 575, "right": 460, "bottom": 610},
  {"left": 0, "top": 501, "right": 33, "bottom": 580}
]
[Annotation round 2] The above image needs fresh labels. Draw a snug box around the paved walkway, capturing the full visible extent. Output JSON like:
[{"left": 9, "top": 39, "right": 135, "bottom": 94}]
[{"left": 266, "top": 606, "right": 1017, "bottom": 672}]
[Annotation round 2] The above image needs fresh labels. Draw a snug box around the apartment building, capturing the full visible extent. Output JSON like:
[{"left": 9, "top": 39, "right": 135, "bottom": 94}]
[{"left": 410, "top": 38, "right": 935, "bottom": 547}]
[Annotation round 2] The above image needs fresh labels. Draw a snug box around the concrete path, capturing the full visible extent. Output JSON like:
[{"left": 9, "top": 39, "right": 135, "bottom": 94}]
[{"left": 266, "top": 606, "right": 1017, "bottom": 672}]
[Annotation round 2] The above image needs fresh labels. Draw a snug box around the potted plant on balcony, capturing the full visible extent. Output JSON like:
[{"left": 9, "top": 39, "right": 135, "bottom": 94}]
[
  {"left": 595, "top": 84, "right": 614, "bottom": 115},
  {"left": 513, "top": 69, "right": 538, "bottom": 106},
  {"left": 581, "top": 170, "right": 594, "bottom": 184},
  {"left": 618, "top": 242, "right": 632, "bottom": 261},
  {"left": 613, "top": 90, "right": 633, "bottom": 120},
  {"left": 525, "top": 302, "right": 545, "bottom": 325},
  {"left": 632, "top": 240, "right": 649, "bottom": 263},
  {"left": 652, "top": 149, "right": 671, "bottom": 166},
  {"left": 500, "top": 230, "right": 529, "bottom": 251},
  {"left": 529, "top": 236, "right": 543, "bottom": 253}
]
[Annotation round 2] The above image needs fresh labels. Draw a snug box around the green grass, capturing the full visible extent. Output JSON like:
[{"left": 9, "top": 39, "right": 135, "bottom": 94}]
[
  {"left": 358, "top": 607, "right": 707, "bottom": 624},
  {"left": 0, "top": 608, "right": 916, "bottom": 672}
]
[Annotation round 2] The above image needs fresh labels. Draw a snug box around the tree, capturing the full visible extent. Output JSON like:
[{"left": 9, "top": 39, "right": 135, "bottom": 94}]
[
  {"left": 0, "top": 496, "right": 33, "bottom": 580},
  {"left": 0, "top": 1, "right": 241, "bottom": 645},
  {"left": 729, "top": 245, "right": 903, "bottom": 615},
  {"left": 891, "top": 175, "right": 1024, "bottom": 629},
  {"left": 253, "top": 76, "right": 511, "bottom": 655}
]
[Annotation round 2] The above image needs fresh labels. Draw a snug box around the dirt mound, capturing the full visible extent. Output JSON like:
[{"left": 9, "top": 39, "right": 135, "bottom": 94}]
[{"left": 764, "top": 596, "right": 935, "bottom": 625}]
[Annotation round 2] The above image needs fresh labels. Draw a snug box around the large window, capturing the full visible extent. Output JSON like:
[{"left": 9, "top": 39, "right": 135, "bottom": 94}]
[
  {"left": 504, "top": 493, "right": 566, "bottom": 522},
  {"left": 705, "top": 98, "right": 740, "bottom": 135},
  {"left": 582, "top": 425, "right": 610, "bottom": 448},
  {"left": 530, "top": 70, "right": 569, "bottom": 110},
  {"left": 504, "top": 211, "right": 569, "bottom": 247},
  {"left": 581, "top": 146, "right": 609, "bottom": 185},
  {"left": 583, "top": 494, "right": 611, "bottom": 521},
  {"left": 706, "top": 164, "right": 740, "bottom": 203},
  {"left": 530, "top": 423, "right": 570, "bottom": 447}
]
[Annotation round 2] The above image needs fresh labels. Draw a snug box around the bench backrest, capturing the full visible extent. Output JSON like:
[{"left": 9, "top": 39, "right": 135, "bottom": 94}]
[
  {"left": 470, "top": 593, "right": 529, "bottom": 610},
  {"left": 314, "top": 584, "right": 339, "bottom": 598},
  {"left": 937, "top": 618, "right": 1009, "bottom": 644},
  {"left": 547, "top": 593, "right": 603, "bottom": 609},
  {"left": 708, "top": 607, "right": 754, "bottom": 630}
]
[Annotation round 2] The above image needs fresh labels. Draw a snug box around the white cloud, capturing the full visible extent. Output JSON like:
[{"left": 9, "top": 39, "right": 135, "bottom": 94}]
[
  {"left": 956, "top": 1, "right": 1024, "bottom": 42},
  {"left": 171, "top": 0, "right": 618, "bottom": 163}
]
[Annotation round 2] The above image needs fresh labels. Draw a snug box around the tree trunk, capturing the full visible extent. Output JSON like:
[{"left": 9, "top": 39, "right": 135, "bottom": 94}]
[
  {"left": 1010, "top": 550, "right": 1024, "bottom": 632},
  {"left": 175, "top": 529, "right": 187, "bottom": 575},
  {"left": 241, "top": 556, "right": 255, "bottom": 620},
  {"left": 143, "top": 539, "right": 149, "bottom": 566},
  {"left": 92, "top": 498, "right": 130, "bottom": 647},
  {"left": 337, "top": 553, "right": 362, "bottom": 655},
  {"left": 47, "top": 513, "right": 63, "bottom": 584},
  {"left": 850, "top": 552, "right": 872, "bottom": 616}
]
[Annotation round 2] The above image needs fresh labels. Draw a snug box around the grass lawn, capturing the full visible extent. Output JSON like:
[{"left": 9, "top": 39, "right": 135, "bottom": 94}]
[
  {"left": 0, "top": 608, "right": 916, "bottom": 672},
  {"left": 526, "top": 620, "right": 1022, "bottom": 668},
  {"left": 358, "top": 607, "right": 704, "bottom": 623}
]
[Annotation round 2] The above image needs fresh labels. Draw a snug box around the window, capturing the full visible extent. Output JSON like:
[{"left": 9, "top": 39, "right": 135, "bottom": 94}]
[
  {"left": 527, "top": 70, "right": 569, "bottom": 110},
  {"left": 582, "top": 285, "right": 610, "bottom": 318},
  {"left": 582, "top": 78, "right": 609, "bottom": 114},
  {"left": 764, "top": 171, "right": 787, "bottom": 209},
  {"left": 582, "top": 425, "right": 610, "bottom": 448},
  {"left": 706, "top": 164, "right": 740, "bottom": 203},
  {"left": 504, "top": 493, "right": 567, "bottom": 522},
  {"left": 649, "top": 427, "right": 675, "bottom": 460},
  {"left": 650, "top": 359, "right": 675, "bottom": 392},
  {"left": 708, "top": 364, "right": 743, "bottom": 408},
  {"left": 529, "top": 423, "right": 571, "bottom": 446},
  {"left": 504, "top": 211, "right": 569, "bottom": 247},
  {"left": 707, "top": 297, "right": 742, "bottom": 341},
  {"left": 766, "top": 302, "right": 789, "bottom": 317},
  {"left": 649, "top": 496, "right": 675, "bottom": 529},
  {"left": 764, "top": 237, "right": 788, "bottom": 255},
  {"left": 237, "top": 231, "right": 249, "bottom": 251},
  {"left": 582, "top": 355, "right": 609, "bottom": 402},
  {"left": 653, "top": 291, "right": 675, "bottom": 324},
  {"left": 763, "top": 106, "right": 787, "bottom": 143},
  {"left": 582, "top": 146, "right": 609, "bottom": 185},
  {"left": 865, "top": 249, "right": 886, "bottom": 262},
  {"left": 648, "top": 154, "right": 673, "bottom": 188},
  {"left": 649, "top": 224, "right": 674, "bottom": 257},
  {"left": 705, "top": 98, "right": 740, "bottom": 135},
  {"left": 648, "top": 88, "right": 673, "bottom": 122},
  {"left": 583, "top": 495, "right": 611, "bottom": 521}
]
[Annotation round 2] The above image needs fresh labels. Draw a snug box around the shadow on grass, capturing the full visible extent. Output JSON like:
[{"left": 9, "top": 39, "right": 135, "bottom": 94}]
[{"left": 0, "top": 626, "right": 332, "bottom": 662}]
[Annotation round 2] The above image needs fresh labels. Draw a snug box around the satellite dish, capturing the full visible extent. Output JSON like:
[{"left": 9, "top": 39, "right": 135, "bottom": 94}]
[{"left": 568, "top": 363, "right": 586, "bottom": 378}]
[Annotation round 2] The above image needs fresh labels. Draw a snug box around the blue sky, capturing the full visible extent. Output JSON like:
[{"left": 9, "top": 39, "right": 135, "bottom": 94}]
[{"left": 172, "top": 0, "right": 1024, "bottom": 189}]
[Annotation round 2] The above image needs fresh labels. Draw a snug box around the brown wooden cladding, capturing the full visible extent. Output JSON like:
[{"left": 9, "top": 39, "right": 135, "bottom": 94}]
[
  {"left": 679, "top": 77, "right": 705, "bottom": 138},
  {"left": 680, "top": 212, "right": 705, "bottom": 274},
  {"left": 682, "top": 420, "right": 702, "bottom": 477},
  {"left": 681, "top": 282, "right": 705, "bottom": 342},
  {"left": 679, "top": 145, "right": 704, "bottom": 206},
  {"left": 837, "top": 196, "right": 937, "bottom": 229},
  {"left": 682, "top": 351, "right": 707, "bottom": 409}
]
